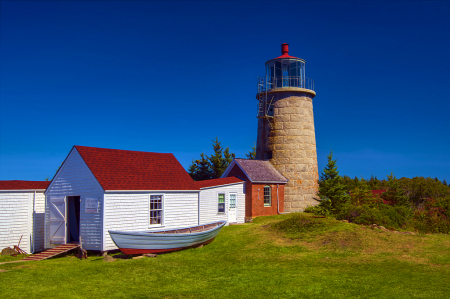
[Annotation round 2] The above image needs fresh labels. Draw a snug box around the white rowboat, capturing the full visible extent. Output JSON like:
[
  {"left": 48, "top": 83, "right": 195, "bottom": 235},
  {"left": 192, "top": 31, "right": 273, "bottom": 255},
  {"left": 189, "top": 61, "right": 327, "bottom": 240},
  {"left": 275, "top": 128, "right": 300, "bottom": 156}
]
[{"left": 109, "top": 220, "right": 227, "bottom": 254}]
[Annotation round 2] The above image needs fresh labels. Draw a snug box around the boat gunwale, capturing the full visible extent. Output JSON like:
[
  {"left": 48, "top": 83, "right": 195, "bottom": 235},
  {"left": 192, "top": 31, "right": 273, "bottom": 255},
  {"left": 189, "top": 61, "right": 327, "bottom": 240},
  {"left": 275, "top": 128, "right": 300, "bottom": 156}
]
[{"left": 108, "top": 220, "right": 227, "bottom": 237}]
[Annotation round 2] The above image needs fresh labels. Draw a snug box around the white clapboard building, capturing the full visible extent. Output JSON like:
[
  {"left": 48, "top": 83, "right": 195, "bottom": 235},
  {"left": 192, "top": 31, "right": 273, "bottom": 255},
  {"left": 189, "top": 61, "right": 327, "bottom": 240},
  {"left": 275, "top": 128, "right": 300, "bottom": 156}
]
[
  {"left": 44, "top": 145, "right": 245, "bottom": 253},
  {"left": 195, "top": 177, "right": 246, "bottom": 225},
  {"left": 0, "top": 180, "right": 50, "bottom": 253}
]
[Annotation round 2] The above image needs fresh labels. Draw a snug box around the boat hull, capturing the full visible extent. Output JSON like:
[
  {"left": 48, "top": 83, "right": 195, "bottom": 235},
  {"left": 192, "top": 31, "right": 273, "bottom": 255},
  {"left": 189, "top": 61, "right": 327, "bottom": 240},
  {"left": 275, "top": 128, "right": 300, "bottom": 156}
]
[
  {"left": 109, "top": 221, "right": 226, "bottom": 255},
  {"left": 118, "top": 238, "right": 216, "bottom": 255}
]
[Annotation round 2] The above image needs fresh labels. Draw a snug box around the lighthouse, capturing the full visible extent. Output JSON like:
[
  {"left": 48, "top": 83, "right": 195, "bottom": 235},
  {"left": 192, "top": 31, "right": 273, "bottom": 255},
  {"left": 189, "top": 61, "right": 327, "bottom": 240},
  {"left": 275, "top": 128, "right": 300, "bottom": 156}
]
[{"left": 255, "top": 43, "right": 319, "bottom": 212}]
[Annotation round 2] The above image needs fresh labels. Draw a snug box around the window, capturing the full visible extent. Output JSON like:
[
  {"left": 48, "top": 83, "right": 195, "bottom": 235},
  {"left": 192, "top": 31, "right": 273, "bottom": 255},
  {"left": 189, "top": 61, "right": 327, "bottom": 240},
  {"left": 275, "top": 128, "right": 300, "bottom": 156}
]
[
  {"left": 150, "top": 195, "right": 163, "bottom": 225},
  {"left": 229, "top": 193, "right": 236, "bottom": 209},
  {"left": 218, "top": 193, "right": 225, "bottom": 213},
  {"left": 264, "top": 185, "right": 271, "bottom": 207}
]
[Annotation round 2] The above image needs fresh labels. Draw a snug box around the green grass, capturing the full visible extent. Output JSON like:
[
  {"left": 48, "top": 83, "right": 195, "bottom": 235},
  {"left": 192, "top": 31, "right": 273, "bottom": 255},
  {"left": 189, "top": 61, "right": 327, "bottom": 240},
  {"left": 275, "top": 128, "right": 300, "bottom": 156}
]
[{"left": 1, "top": 213, "right": 449, "bottom": 298}]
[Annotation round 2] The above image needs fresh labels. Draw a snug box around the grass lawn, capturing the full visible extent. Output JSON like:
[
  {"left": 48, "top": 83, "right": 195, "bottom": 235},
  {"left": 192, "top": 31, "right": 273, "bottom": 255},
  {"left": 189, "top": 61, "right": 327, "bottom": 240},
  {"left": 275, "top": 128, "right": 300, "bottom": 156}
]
[{"left": 1, "top": 213, "right": 449, "bottom": 298}]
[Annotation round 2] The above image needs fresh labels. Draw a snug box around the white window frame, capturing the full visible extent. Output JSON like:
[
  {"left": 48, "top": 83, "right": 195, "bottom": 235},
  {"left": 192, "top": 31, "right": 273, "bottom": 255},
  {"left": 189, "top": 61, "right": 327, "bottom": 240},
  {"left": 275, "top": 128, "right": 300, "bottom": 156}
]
[
  {"left": 264, "top": 185, "right": 271, "bottom": 207},
  {"left": 149, "top": 194, "right": 164, "bottom": 227},
  {"left": 217, "top": 193, "right": 226, "bottom": 214}
]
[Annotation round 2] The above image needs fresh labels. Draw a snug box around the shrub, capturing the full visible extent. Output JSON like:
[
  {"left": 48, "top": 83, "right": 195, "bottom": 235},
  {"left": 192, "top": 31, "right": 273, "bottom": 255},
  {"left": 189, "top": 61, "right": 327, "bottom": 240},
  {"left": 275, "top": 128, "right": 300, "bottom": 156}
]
[
  {"left": 304, "top": 201, "right": 333, "bottom": 217},
  {"left": 337, "top": 203, "right": 411, "bottom": 229},
  {"left": 410, "top": 197, "right": 450, "bottom": 234},
  {"left": 271, "top": 213, "right": 335, "bottom": 236}
]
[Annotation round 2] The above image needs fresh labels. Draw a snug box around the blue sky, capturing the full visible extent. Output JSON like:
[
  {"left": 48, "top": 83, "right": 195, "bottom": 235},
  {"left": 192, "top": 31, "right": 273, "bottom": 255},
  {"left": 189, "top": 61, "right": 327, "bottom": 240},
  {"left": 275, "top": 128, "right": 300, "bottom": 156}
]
[{"left": 1, "top": 0, "right": 449, "bottom": 182}]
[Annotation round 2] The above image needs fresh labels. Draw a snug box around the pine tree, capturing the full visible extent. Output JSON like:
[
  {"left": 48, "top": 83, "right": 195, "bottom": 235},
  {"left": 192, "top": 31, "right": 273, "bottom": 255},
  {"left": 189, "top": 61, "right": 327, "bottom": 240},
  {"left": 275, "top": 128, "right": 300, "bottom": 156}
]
[
  {"left": 209, "top": 137, "right": 235, "bottom": 178},
  {"left": 188, "top": 137, "right": 235, "bottom": 180},
  {"left": 317, "top": 151, "right": 350, "bottom": 214},
  {"left": 188, "top": 153, "right": 212, "bottom": 181},
  {"left": 381, "top": 173, "right": 409, "bottom": 207},
  {"left": 443, "top": 179, "right": 448, "bottom": 186},
  {"left": 350, "top": 178, "right": 376, "bottom": 206},
  {"left": 246, "top": 143, "right": 256, "bottom": 160}
]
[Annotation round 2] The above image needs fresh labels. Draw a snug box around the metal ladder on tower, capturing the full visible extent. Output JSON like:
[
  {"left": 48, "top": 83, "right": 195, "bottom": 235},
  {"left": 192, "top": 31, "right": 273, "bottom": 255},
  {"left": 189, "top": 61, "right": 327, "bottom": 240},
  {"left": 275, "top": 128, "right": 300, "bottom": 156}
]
[{"left": 257, "top": 79, "right": 274, "bottom": 130}]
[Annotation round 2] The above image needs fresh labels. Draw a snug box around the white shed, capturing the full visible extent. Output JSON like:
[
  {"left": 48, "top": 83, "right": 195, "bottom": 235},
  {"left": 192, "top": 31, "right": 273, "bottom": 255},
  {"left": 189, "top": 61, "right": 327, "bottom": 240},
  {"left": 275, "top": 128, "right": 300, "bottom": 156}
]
[
  {"left": 195, "top": 177, "right": 246, "bottom": 225},
  {"left": 45, "top": 145, "right": 200, "bottom": 252},
  {"left": 0, "top": 181, "right": 50, "bottom": 253}
]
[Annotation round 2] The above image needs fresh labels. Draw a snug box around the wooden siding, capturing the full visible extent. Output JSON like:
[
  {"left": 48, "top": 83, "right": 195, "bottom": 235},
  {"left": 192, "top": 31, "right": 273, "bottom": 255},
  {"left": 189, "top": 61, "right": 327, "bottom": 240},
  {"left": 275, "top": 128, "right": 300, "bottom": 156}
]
[
  {"left": 199, "top": 183, "right": 246, "bottom": 225},
  {"left": 45, "top": 149, "right": 104, "bottom": 251},
  {"left": 103, "top": 192, "right": 199, "bottom": 251},
  {"left": 0, "top": 192, "right": 31, "bottom": 253},
  {"left": 33, "top": 192, "right": 46, "bottom": 252}
]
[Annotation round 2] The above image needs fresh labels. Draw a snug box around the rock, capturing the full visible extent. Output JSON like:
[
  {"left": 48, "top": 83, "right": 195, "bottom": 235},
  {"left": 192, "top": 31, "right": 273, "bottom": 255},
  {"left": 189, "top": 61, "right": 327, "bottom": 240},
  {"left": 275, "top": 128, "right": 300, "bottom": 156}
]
[
  {"left": 378, "top": 226, "right": 387, "bottom": 230},
  {"left": 393, "top": 231, "right": 400, "bottom": 234},
  {"left": 341, "top": 220, "right": 349, "bottom": 223},
  {"left": 143, "top": 253, "right": 157, "bottom": 258},
  {"left": 403, "top": 231, "right": 416, "bottom": 235},
  {"left": 132, "top": 255, "right": 144, "bottom": 259},
  {"left": 197, "top": 245, "right": 204, "bottom": 249},
  {"left": 103, "top": 255, "right": 115, "bottom": 262},
  {"left": 1, "top": 247, "right": 17, "bottom": 256}
]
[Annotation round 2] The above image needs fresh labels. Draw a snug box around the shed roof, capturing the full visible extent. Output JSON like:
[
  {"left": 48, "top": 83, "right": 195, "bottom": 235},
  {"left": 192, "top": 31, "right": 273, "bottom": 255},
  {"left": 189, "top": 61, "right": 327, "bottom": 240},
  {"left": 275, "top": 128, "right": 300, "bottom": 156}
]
[
  {"left": 194, "top": 177, "right": 244, "bottom": 189},
  {"left": 0, "top": 180, "right": 50, "bottom": 190},
  {"left": 73, "top": 146, "right": 197, "bottom": 191},
  {"left": 222, "top": 159, "right": 288, "bottom": 183}
]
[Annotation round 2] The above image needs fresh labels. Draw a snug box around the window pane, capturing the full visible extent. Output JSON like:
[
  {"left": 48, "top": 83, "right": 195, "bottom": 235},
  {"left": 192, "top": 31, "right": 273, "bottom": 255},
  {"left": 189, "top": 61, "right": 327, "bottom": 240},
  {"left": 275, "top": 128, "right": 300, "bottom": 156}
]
[
  {"left": 218, "top": 194, "right": 225, "bottom": 212},
  {"left": 264, "top": 186, "right": 271, "bottom": 206},
  {"left": 150, "top": 195, "right": 163, "bottom": 225},
  {"left": 230, "top": 194, "right": 236, "bottom": 208}
]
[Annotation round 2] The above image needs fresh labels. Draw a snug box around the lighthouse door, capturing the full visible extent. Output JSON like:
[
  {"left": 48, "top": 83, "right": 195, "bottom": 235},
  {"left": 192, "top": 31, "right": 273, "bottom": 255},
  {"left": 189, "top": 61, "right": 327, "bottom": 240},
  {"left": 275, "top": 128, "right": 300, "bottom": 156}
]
[{"left": 228, "top": 193, "right": 237, "bottom": 223}]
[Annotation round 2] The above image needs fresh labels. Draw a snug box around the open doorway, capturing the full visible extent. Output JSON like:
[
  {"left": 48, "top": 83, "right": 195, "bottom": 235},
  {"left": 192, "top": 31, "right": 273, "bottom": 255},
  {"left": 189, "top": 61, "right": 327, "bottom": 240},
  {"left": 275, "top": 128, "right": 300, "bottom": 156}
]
[{"left": 67, "top": 196, "right": 80, "bottom": 243}]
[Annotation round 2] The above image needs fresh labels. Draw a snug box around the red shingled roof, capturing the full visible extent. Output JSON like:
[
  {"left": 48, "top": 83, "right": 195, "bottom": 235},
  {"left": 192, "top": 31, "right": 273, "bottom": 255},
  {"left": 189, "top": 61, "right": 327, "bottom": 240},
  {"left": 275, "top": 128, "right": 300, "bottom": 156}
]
[
  {"left": 194, "top": 177, "right": 244, "bottom": 189},
  {"left": 74, "top": 146, "right": 197, "bottom": 191},
  {"left": 0, "top": 180, "right": 50, "bottom": 190}
]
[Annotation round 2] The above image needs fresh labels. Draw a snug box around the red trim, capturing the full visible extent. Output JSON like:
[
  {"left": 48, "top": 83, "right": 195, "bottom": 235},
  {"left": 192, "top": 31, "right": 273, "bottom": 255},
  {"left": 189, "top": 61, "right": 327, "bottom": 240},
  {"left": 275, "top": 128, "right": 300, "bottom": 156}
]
[{"left": 118, "top": 238, "right": 216, "bottom": 255}]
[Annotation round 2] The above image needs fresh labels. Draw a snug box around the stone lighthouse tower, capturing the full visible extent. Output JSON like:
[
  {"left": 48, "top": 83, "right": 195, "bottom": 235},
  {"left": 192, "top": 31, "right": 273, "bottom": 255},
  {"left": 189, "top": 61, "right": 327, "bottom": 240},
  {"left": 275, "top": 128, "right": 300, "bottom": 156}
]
[{"left": 255, "top": 43, "right": 319, "bottom": 212}]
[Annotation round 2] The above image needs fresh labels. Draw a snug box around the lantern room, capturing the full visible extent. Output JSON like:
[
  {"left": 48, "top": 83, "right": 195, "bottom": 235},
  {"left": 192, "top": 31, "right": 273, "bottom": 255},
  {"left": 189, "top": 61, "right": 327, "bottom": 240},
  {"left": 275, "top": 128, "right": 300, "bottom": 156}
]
[{"left": 260, "top": 43, "right": 313, "bottom": 91}]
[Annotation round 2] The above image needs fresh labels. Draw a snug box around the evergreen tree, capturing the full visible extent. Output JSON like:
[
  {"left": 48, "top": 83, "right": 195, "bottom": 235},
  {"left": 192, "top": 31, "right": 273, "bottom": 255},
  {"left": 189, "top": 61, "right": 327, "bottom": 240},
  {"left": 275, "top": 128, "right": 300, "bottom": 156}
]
[
  {"left": 317, "top": 151, "right": 350, "bottom": 214},
  {"left": 188, "top": 153, "right": 212, "bottom": 181},
  {"left": 443, "top": 179, "right": 448, "bottom": 186},
  {"left": 246, "top": 143, "right": 256, "bottom": 160},
  {"left": 381, "top": 173, "right": 409, "bottom": 207},
  {"left": 350, "top": 178, "right": 377, "bottom": 206},
  {"left": 188, "top": 137, "right": 235, "bottom": 181},
  {"left": 209, "top": 137, "right": 235, "bottom": 178}
]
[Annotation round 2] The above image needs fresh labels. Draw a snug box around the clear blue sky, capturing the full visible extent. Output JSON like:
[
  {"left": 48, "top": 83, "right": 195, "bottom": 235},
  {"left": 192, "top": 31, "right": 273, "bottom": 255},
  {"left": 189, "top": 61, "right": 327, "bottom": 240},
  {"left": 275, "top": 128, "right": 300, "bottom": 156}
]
[{"left": 1, "top": 1, "right": 449, "bottom": 182}]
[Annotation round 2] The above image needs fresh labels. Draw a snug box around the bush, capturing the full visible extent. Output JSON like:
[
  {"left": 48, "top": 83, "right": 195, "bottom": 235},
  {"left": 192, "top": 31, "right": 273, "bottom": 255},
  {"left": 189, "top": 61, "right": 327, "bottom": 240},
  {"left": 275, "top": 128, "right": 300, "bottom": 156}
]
[
  {"left": 410, "top": 197, "right": 450, "bottom": 234},
  {"left": 336, "top": 203, "right": 411, "bottom": 229},
  {"left": 271, "top": 213, "right": 335, "bottom": 236},
  {"left": 304, "top": 203, "right": 332, "bottom": 217}
]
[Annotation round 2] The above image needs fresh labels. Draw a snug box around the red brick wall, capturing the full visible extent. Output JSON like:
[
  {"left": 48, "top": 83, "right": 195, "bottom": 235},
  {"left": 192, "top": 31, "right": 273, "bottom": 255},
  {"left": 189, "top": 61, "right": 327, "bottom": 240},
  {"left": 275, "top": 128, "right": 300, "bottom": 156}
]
[
  {"left": 248, "top": 183, "right": 284, "bottom": 217},
  {"left": 245, "top": 181, "right": 253, "bottom": 218},
  {"left": 224, "top": 164, "right": 285, "bottom": 218}
]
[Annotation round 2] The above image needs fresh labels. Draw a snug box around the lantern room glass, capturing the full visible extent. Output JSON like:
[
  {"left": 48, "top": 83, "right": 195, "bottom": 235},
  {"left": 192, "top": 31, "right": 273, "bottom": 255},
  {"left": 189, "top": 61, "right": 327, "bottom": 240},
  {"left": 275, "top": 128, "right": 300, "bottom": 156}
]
[{"left": 265, "top": 58, "right": 305, "bottom": 89}]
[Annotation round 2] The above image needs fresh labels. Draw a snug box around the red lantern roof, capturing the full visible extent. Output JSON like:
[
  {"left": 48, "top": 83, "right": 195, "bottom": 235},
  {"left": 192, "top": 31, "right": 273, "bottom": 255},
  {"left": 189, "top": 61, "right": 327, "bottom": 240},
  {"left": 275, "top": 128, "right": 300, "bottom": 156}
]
[{"left": 272, "top": 43, "right": 299, "bottom": 60}]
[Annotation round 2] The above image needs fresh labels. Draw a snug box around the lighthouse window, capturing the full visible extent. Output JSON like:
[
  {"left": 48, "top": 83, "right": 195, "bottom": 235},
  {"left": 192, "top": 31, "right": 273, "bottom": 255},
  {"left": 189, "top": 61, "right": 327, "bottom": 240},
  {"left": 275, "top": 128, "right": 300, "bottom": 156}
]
[{"left": 264, "top": 186, "right": 271, "bottom": 207}]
